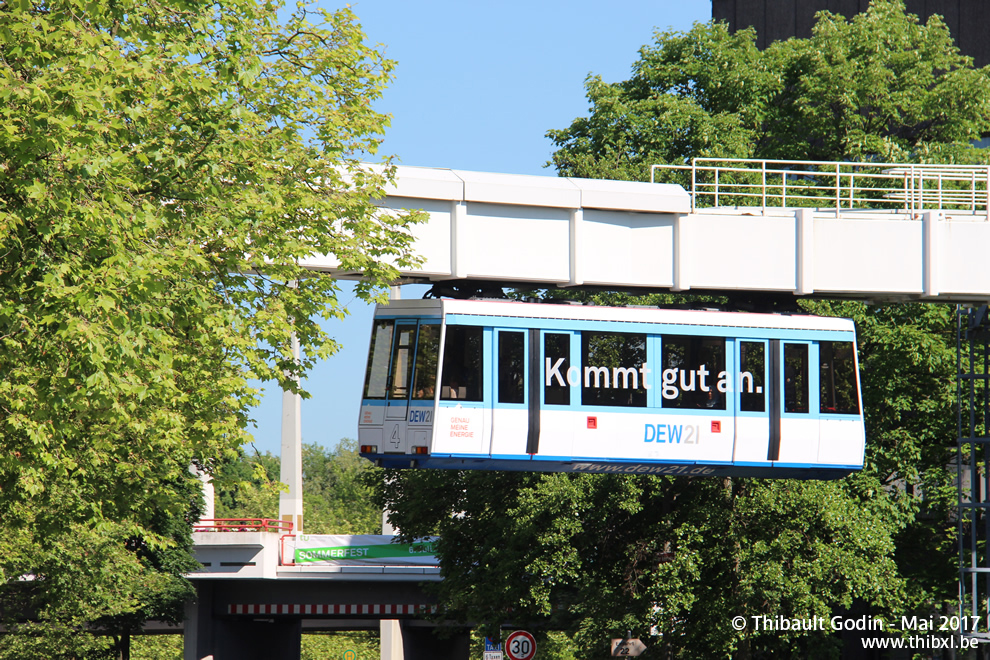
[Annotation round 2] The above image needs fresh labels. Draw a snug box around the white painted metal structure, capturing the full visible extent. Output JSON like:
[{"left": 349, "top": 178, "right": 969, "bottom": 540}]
[
  {"left": 652, "top": 158, "right": 990, "bottom": 219},
  {"left": 300, "top": 162, "right": 990, "bottom": 303}
]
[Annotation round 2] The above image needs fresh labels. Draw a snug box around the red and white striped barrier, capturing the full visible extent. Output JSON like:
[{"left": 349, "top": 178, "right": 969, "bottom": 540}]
[{"left": 228, "top": 603, "right": 438, "bottom": 616}]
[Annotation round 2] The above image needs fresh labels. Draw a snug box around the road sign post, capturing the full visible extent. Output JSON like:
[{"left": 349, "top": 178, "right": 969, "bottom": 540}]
[
  {"left": 484, "top": 636, "right": 503, "bottom": 660},
  {"left": 610, "top": 638, "right": 648, "bottom": 656},
  {"left": 505, "top": 630, "right": 537, "bottom": 660}
]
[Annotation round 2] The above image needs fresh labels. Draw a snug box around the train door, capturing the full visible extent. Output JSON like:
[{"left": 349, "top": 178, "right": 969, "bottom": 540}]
[
  {"left": 732, "top": 339, "right": 771, "bottom": 463},
  {"left": 776, "top": 340, "right": 820, "bottom": 464},
  {"left": 538, "top": 329, "right": 579, "bottom": 458},
  {"left": 407, "top": 322, "right": 440, "bottom": 454},
  {"left": 657, "top": 334, "right": 733, "bottom": 463},
  {"left": 384, "top": 321, "right": 417, "bottom": 426},
  {"left": 489, "top": 329, "right": 529, "bottom": 457},
  {"left": 433, "top": 324, "right": 490, "bottom": 457}
]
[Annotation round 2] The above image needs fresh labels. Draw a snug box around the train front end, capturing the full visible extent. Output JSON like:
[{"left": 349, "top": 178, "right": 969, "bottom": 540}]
[{"left": 358, "top": 300, "right": 443, "bottom": 468}]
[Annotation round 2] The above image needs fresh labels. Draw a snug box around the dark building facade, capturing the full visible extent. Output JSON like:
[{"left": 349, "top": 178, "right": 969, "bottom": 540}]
[{"left": 712, "top": 0, "right": 990, "bottom": 67}]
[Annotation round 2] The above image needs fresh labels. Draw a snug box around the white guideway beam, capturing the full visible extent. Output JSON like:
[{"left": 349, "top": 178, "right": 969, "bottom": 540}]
[{"left": 298, "top": 164, "right": 990, "bottom": 303}]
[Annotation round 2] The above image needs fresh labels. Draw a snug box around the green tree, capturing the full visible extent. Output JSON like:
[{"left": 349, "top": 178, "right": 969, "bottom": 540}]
[
  {"left": 214, "top": 447, "right": 283, "bottom": 522},
  {"left": 0, "top": 0, "right": 418, "bottom": 654},
  {"left": 547, "top": 0, "right": 990, "bottom": 181},
  {"left": 377, "top": 3, "right": 975, "bottom": 658},
  {"left": 215, "top": 439, "right": 383, "bottom": 535},
  {"left": 302, "top": 438, "right": 383, "bottom": 534}
]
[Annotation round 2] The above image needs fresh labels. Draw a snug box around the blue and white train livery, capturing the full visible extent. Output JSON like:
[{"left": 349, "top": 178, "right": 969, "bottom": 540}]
[{"left": 357, "top": 299, "right": 864, "bottom": 479}]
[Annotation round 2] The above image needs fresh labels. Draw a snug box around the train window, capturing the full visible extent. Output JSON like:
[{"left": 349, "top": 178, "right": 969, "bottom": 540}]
[
  {"left": 819, "top": 341, "right": 859, "bottom": 415},
  {"left": 389, "top": 326, "right": 416, "bottom": 400},
  {"left": 411, "top": 324, "right": 440, "bottom": 400},
  {"left": 544, "top": 333, "right": 570, "bottom": 405},
  {"left": 581, "top": 332, "right": 647, "bottom": 407},
  {"left": 739, "top": 341, "right": 766, "bottom": 412},
  {"left": 661, "top": 335, "right": 726, "bottom": 410},
  {"left": 440, "top": 326, "right": 483, "bottom": 401},
  {"left": 784, "top": 343, "right": 809, "bottom": 413},
  {"left": 498, "top": 332, "right": 525, "bottom": 404},
  {"left": 363, "top": 320, "right": 394, "bottom": 400}
]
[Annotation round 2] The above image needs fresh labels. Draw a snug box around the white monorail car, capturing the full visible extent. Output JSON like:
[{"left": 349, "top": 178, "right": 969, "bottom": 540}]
[{"left": 357, "top": 299, "right": 865, "bottom": 479}]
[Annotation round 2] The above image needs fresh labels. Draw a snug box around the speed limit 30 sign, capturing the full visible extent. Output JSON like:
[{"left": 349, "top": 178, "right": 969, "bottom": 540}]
[{"left": 505, "top": 630, "right": 537, "bottom": 660}]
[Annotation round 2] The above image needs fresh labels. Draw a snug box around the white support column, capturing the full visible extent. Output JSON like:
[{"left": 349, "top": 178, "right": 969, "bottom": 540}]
[
  {"left": 795, "top": 208, "right": 815, "bottom": 296},
  {"left": 568, "top": 207, "right": 584, "bottom": 287},
  {"left": 380, "top": 620, "right": 404, "bottom": 660},
  {"left": 279, "top": 331, "right": 303, "bottom": 534},
  {"left": 450, "top": 200, "right": 468, "bottom": 279},
  {"left": 923, "top": 211, "right": 941, "bottom": 297},
  {"left": 381, "top": 284, "right": 402, "bottom": 660},
  {"left": 671, "top": 214, "right": 690, "bottom": 291},
  {"left": 190, "top": 465, "right": 215, "bottom": 523}
]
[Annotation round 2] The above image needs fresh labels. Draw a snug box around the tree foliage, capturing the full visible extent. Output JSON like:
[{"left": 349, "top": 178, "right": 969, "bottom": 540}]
[
  {"left": 381, "top": 303, "right": 959, "bottom": 660},
  {"left": 0, "top": 0, "right": 418, "bottom": 653},
  {"left": 547, "top": 0, "right": 990, "bottom": 182},
  {"left": 378, "top": 3, "right": 972, "bottom": 658},
  {"left": 216, "top": 439, "right": 383, "bottom": 535}
]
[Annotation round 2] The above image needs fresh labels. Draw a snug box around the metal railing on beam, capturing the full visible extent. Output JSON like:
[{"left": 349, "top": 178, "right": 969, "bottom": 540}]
[{"left": 652, "top": 158, "right": 990, "bottom": 219}]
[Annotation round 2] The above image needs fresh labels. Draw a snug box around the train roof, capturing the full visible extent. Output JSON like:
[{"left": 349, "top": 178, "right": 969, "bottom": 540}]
[{"left": 374, "top": 298, "right": 856, "bottom": 333}]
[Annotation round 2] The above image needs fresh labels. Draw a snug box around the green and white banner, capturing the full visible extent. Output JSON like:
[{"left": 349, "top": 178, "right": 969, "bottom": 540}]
[{"left": 292, "top": 535, "right": 439, "bottom": 566}]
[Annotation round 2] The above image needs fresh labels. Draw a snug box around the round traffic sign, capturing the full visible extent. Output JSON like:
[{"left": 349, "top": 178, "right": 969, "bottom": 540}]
[{"left": 505, "top": 630, "right": 537, "bottom": 660}]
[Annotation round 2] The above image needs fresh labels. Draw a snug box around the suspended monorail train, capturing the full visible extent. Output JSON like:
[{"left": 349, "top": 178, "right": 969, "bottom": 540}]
[{"left": 357, "top": 298, "right": 864, "bottom": 479}]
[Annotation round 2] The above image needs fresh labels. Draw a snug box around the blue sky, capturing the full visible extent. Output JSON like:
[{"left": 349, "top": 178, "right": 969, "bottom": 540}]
[{"left": 246, "top": 1, "right": 714, "bottom": 455}]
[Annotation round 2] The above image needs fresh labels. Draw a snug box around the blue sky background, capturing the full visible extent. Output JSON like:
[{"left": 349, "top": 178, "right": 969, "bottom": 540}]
[{"left": 246, "top": 1, "right": 714, "bottom": 456}]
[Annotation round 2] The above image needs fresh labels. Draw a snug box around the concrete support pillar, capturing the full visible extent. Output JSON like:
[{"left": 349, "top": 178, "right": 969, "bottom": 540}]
[
  {"left": 279, "top": 331, "right": 303, "bottom": 534},
  {"left": 184, "top": 582, "right": 215, "bottom": 660},
  {"left": 189, "top": 465, "right": 215, "bottom": 523},
  {"left": 380, "top": 619, "right": 405, "bottom": 660},
  {"left": 380, "top": 308, "right": 400, "bottom": 660}
]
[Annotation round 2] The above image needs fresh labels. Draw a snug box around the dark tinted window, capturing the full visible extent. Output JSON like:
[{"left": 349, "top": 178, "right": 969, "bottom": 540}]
[
  {"left": 581, "top": 332, "right": 647, "bottom": 407},
  {"left": 661, "top": 335, "right": 726, "bottom": 410},
  {"left": 440, "top": 326, "right": 483, "bottom": 401},
  {"left": 411, "top": 324, "right": 440, "bottom": 400},
  {"left": 739, "top": 341, "right": 766, "bottom": 412},
  {"left": 498, "top": 332, "right": 525, "bottom": 404},
  {"left": 544, "top": 333, "right": 570, "bottom": 405},
  {"left": 820, "top": 341, "right": 860, "bottom": 415},
  {"left": 363, "top": 320, "right": 394, "bottom": 400},
  {"left": 389, "top": 326, "right": 416, "bottom": 400},
  {"left": 784, "top": 343, "right": 809, "bottom": 414}
]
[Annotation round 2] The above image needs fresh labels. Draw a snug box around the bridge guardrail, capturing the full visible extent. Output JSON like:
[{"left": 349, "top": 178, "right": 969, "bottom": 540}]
[
  {"left": 192, "top": 518, "right": 294, "bottom": 533},
  {"left": 651, "top": 158, "right": 990, "bottom": 219}
]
